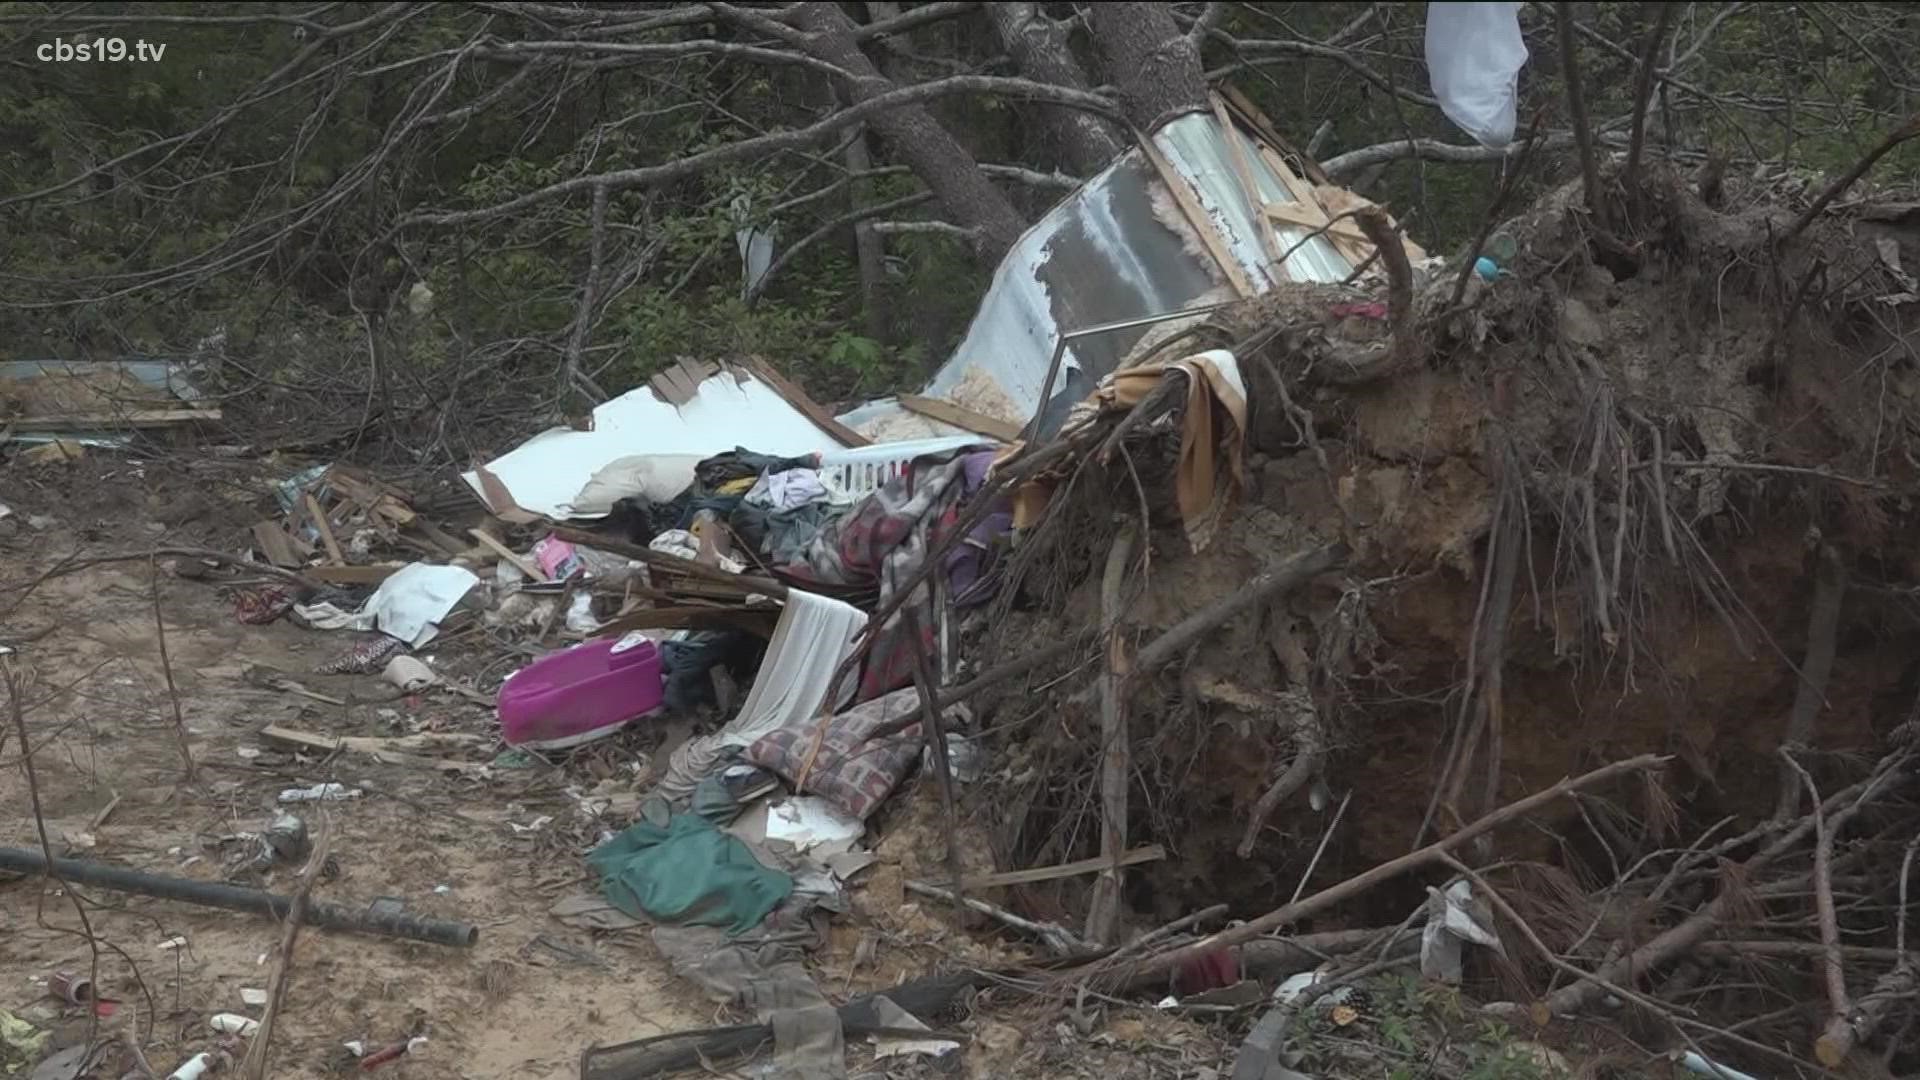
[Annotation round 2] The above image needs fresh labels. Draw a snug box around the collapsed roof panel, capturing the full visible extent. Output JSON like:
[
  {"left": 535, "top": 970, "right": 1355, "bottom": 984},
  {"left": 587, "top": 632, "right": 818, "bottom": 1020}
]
[
  {"left": 840, "top": 101, "right": 1371, "bottom": 442},
  {"left": 462, "top": 360, "right": 861, "bottom": 521}
]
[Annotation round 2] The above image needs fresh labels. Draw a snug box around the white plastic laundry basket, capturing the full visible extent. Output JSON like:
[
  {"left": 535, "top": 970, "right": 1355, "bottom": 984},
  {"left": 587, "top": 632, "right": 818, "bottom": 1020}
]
[{"left": 819, "top": 436, "right": 987, "bottom": 498}]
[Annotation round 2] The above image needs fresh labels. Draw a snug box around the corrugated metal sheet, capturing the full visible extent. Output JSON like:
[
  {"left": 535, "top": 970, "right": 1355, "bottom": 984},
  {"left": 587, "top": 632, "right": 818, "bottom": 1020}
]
[{"left": 838, "top": 109, "right": 1355, "bottom": 441}]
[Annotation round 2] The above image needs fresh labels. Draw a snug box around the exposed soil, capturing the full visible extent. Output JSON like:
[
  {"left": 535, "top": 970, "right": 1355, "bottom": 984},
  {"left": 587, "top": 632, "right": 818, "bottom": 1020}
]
[{"left": 0, "top": 464, "right": 713, "bottom": 1079}]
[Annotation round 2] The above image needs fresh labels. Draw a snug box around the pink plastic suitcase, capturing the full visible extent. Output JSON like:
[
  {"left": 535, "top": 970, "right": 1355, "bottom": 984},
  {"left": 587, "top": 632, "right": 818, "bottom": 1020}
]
[{"left": 498, "top": 634, "right": 665, "bottom": 750}]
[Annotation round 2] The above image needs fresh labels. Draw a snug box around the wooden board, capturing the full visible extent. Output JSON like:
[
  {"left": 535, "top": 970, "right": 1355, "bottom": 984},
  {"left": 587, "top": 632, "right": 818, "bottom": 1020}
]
[
  {"left": 1218, "top": 85, "right": 1333, "bottom": 185},
  {"left": 592, "top": 605, "right": 778, "bottom": 639},
  {"left": 741, "top": 358, "right": 871, "bottom": 448},
  {"left": 305, "top": 564, "right": 403, "bottom": 585},
  {"left": 4, "top": 408, "right": 222, "bottom": 431},
  {"left": 897, "top": 395, "right": 1021, "bottom": 442},
  {"left": 258, "top": 723, "right": 487, "bottom": 775},
  {"left": 251, "top": 522, "right": 305, "bottom": 569},
  {"left": 1137, "top": 131, "right": 1255, "bottom": 298},
  {"left": 1212, "top": 97, "right": 1282, "bottom": 271},
  {"left": 960, "top": 845, "right": 1167, "bottom": 889},
  {"left": 304, "top": 493, "right": 345, "bottom": 564},
  {"left": 469, "top": 528, "right": 549, "bottom": 581}
]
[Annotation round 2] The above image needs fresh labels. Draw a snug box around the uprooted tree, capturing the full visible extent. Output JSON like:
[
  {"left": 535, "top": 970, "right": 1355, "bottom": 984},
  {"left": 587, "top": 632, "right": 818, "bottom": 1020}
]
[{"left": 7, "top": 4, "right": 1920, "bottom": 1075}]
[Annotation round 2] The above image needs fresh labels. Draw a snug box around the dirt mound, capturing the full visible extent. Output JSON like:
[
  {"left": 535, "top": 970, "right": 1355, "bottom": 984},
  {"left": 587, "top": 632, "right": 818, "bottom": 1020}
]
[{"left": 950, "top": 166, "right": 1920, "bottom": 1069}]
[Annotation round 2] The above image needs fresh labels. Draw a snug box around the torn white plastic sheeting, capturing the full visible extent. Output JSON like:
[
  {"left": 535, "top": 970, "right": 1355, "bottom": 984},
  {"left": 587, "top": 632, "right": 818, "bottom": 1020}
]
[
  {"left": 1420, "top": 879, "right": 1505, "bottom": 984},
  {"left": 294, "top": 563, "right": 477, "bottom": 648},
  {"left": 1426, "top": 1, "right": 1528, "bottom": 148},
  {"left": 867, "top": 996, "right": 960, "bottom": 1061},
  {"left": 463, "top": 369, "right": 847, "bottom": 520}
]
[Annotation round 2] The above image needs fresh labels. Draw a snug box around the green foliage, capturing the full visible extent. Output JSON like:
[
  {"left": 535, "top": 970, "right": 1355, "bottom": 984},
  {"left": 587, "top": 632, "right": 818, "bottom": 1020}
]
[{"left": 1294, "top": 974, "right": 1559, "bottom": 1080}]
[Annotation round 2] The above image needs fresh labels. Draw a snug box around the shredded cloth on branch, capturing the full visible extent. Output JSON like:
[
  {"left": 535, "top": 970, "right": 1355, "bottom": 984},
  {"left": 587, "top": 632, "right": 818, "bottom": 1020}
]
[{"left": 1016, "top": 349, "right": 1249, "bottom": 552}]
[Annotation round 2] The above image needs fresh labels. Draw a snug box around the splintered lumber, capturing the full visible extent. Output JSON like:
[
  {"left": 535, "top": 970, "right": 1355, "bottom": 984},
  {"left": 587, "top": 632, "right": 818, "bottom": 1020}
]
[
  {"left": 304, "top": 494, "right": 345, "bottom": 564},
  {"left": 550, "top": 527, "right": 790, "bottom": 599},
  {"left": 324, "top": 467, "right": 416, "bottom": 527},
  {"left": 468, "top": 529, "right": 549, "bottom": 582},
  {"left": 258, "top": 724, "right": 486, "bottom": 775},
  {"left": 251, "top": 522, "right": 305, "bottom": 569},
  {"left": 897, "top": 394, "right": 1022, "bottom": 442},
  {"left": 305, "top": 565, "right": 402, "bottom": 585}
]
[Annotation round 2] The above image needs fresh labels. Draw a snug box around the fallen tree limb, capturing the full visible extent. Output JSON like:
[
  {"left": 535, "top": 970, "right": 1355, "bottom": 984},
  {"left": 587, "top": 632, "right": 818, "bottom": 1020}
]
[
  {"left": 1545, "top": 754, "right": 1908, "bottom": 1017},
  {"left": 859, "top": 636, "right": 1086, "bottom": 744},
  {"left": 906, "top": 878, "right": 1088, "bottom": 957},
  {"left": 1078, "top": 753, "right": 1667, "bottom": 988},
  {"left": 1130, "top": 542, "right": 1348, "bottom": 680},
  {"left": 1813, "top": 832, "right": 1919, "bottom": 1066},
  {"left": 1782, "top": 753, "right": 1851, "bottom": 1063},
  {"left": 962, "top": 845, "right": 1166, "bottom": 889},
  {"left": 1782, "top": 113, "right": 1920, "bottom": 244},
  {"left": 579, "top": 968, "right": 987, "bottom": 1080},
  {"left": 1774, "top": 544, "right": 1844, "bottom": 822},
  {"left": 1086, "top": 524, "right": 1138, "bottom": 945},
  {"left": 1452, "top": 855, "right": 1838, "bottom": 1078}
]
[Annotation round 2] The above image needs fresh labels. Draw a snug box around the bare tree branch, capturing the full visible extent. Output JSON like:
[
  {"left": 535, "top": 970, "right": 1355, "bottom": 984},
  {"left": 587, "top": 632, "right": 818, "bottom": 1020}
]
[
  {"left": 1319, "top": 133, "right": 1579, "bottom": 179},
  {"left": 401, "top": 74, "right": 1117, "bottom": 230}
]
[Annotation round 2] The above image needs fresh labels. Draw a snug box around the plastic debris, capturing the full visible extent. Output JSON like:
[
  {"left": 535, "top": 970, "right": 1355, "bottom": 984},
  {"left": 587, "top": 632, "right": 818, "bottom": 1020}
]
[
  {"left": 0, "top": 1009, "right": 51, "bottom": 1072},
  {"left": 1272, "top": 969, "right": 1354, "bottom": 1009},
  {"left": 1420, "top": 879, "right": 1505, "bottom": 984},
  {"left": 165, "top": 1053, "right": 215, "bottom": 1080},
  {"left": 279, "top": 783, "right": 362, "bottom": 803},
  {"left": 209, "top": 1013, "right": 259, "bottom": 1036}
]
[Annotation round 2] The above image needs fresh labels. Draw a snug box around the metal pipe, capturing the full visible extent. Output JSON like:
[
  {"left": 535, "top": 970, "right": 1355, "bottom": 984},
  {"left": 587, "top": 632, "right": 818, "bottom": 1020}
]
[
  {"left": 1019, "top": 300, "right": 1240, "bottom": 442},
  {"left": 0, "top": 847, "right": 477, "bottom": 947}
]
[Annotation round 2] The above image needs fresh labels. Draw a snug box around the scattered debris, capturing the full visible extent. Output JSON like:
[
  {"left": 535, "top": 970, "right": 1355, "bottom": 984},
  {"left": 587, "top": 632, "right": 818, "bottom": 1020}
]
[{"left": 278, "top": 783, "right": 362, "bottom": 803}]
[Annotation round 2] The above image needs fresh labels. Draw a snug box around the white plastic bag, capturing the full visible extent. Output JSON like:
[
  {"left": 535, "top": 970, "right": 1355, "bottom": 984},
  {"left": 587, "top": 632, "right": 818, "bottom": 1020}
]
[{"left": 1425, "top": 1, "right": 1528, "bottom": 148}]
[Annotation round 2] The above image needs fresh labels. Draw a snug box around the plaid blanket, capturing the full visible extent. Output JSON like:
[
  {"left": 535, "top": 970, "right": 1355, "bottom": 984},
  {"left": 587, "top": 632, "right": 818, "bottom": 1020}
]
[{"left": 779, "top": 448, "right": 989, "bottom": 701}]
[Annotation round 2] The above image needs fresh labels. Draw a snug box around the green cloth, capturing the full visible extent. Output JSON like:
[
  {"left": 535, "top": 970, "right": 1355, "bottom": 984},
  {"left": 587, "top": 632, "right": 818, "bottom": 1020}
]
[{"left": 588, "top": 812, "right": 792, "bottom": 935}]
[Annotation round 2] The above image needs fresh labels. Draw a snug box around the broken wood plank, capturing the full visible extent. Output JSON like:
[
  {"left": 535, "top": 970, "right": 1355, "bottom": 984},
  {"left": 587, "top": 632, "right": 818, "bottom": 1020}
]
[
  {"left": 411, "top": 520, "right": 470, "bottom": 558},
  {"left": 898, "top": 394, "right": 1022, "bottom": 442},
  {"left": 258, "top": 724, "right": 488, "bottom": 774},
  {"left": 961, "top": 845, "right": 1166, "bottom": 890},
  {"left": 304, "top": 565, "right": 402, "bottom": 585},
  {"left": 325, "top": 468, "right": 417, "bottom": 526},
  {"left": 469, "top": 529, "right": 549, "bottom": 581},
  {"left": 6, "top": 408, "right": 223, "bottom": 431},
  {"left": 1213, "top": 97, "right": 1282, "bottom": 270},
  {"left": 1137, "top": 131, "right": 1255, "bottom": 299},
  {"left": 304, "top": 494, "right": 345, "bottom": 564},
  {"left": 251, "top": 522, "right": 304, "bottom": 569},
  {"left": 551, "top": 527, "right": 789, "bottom": 599},
  {"left": 591, "top": 605, "right": 778, "bottom": 639},
  {"left": 1217, "top": 86, "right": 1334, "bottom": 186},
  {"left": 740, "top": 357, "right": 870, "bottom": 448}
]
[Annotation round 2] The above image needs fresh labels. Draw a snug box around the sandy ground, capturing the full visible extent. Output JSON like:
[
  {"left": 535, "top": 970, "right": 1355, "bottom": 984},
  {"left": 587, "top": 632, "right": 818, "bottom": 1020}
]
[
  {"left": 0, "top": 529, "right": 709, "bottom": 1078},
  {"left": 0, "top": 458, "right": 1237, "bottom": 1080}
]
